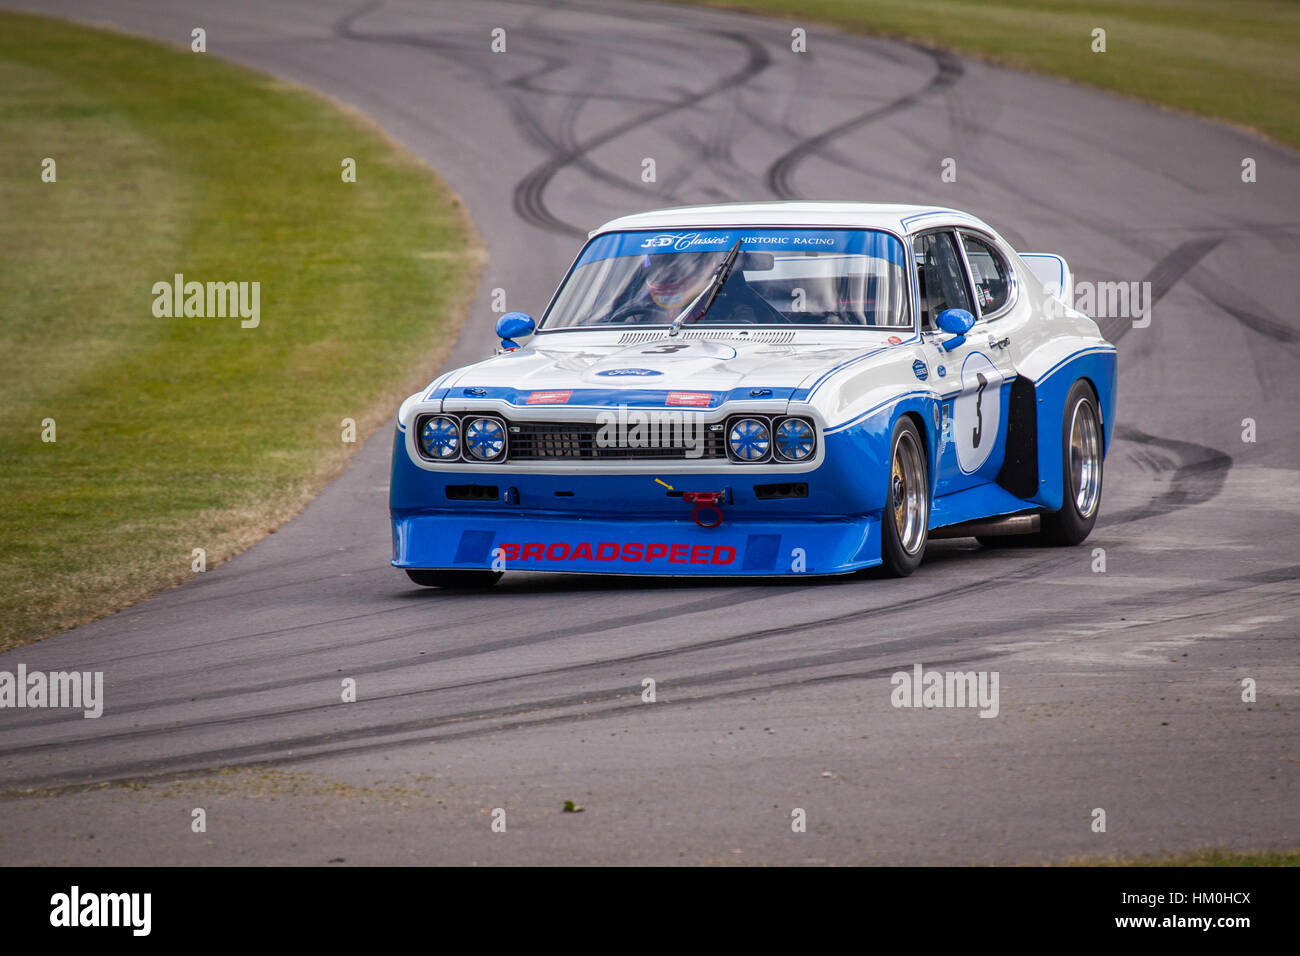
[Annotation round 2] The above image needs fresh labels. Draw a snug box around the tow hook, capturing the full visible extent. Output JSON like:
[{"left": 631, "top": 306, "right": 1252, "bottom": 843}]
[
  {"left": 682, "top": 491, "right": 725, "bottom": 529},
  {"left": 657, "top": 480, "right": 729, "bottom": 528}
]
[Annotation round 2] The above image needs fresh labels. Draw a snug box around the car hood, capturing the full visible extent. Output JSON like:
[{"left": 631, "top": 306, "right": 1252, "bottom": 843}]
[{"left": 439, "top": 335, "right": 896, "bottom": 400}]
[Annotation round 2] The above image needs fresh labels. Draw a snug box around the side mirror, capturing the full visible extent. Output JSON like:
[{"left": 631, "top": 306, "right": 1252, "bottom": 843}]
[
  {"left": 935, "top": 308, "right": 975, "bottom": 351},
  {"left": 496, "top": 311, "right": 535, "bottom": 350}
]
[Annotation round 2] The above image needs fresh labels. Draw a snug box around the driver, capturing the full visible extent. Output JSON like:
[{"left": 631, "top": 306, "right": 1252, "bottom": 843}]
[
  {"left": 644, "top": 251, "right": 716, "bottom": 314},
  {"left": 631, "top": 251, "right": 780, "bottom": 324}
]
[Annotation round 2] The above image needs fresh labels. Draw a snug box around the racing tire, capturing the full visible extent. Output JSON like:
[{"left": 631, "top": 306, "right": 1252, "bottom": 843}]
[
  {"left": 1038, "top": 379, "right": 1103, "bottom": 546},
  {"left": 405, "top": 569, "right": 503, "bottom": 589},
  {"left": 880, "top": 416, "right": 929, "bottom": 577}
]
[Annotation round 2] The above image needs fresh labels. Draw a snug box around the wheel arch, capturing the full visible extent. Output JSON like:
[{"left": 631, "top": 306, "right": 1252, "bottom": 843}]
[{"left": 1021, "top": 351, "right": 1116, "bottom": 512}]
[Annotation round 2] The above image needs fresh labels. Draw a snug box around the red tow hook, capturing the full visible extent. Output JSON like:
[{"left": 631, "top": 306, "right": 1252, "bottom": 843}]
[{"left": 682, "top": 491, "right": 725, "bottom": 529}]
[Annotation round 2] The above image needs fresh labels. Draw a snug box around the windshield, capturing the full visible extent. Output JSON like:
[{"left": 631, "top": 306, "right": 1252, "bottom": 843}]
[{"left": 541, "top": 228, "right": 911, "bottom": 329}]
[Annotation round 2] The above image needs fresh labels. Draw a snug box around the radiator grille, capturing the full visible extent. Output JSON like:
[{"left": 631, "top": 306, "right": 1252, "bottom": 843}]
[{"left": 508, "top": 421, "right": 725, "bottom": 460}]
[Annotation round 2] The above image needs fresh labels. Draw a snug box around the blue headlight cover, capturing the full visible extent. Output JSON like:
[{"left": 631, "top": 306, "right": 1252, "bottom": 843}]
[
  {"left": 420, "top": 416, "right": 460, "bottom": 459},
  {"left": 774, "top": 417, "right": 815, "bottom": 460},
  {"left": 464, "top": 417, "right": 506, "bottom": 460},
  {"left": 728, "top": 418, "right": 771, "bottom": 461}
]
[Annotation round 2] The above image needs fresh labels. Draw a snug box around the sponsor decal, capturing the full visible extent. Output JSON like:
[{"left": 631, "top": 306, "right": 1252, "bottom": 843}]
[
  {"left": 887, "top": 335, "right": 902, "bottom": 345},
  {"left": 526, "top": 390, "right": 573, "bottom": 404},
  {"left": 936, "top": 365, "right": 946, "bottom": 377},
  {"left": 497, "top": 542, "right": 738, "bottom": 565},
  {"left": 665, "top": 391, "right": 712, "bottom": 407},
  {"left": 595, "top": 368, "right": 663, "bottom": 377},
  {"left": 912, "top": 359, "right": 928, "bottom": 382},
  {"left": 638, "top": 231, "right": 843, "bottom": 253},
  {"left": 640, "top": 232, "right": 731, "bottom": 252},
  {"left": 578, "top": 228, "right": 907, "bottom": 268}
]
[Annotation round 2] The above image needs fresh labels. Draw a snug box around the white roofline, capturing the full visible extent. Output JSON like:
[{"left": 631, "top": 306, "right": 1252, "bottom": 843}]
[{"left": 588, "top": 201, "right": 996, "bottom": 238}]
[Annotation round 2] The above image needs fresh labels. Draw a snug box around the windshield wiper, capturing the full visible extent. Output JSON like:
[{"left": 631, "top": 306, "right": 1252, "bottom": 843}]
[{"left": 667, "top": 239, "right": 743, "bottom": 337}]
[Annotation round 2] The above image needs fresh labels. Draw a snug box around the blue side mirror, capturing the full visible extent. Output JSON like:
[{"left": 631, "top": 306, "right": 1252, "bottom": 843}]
[
  {"left": 935, "top": 308, "right": 975, "bottom": 351},
  {"left": 496, "top": 311, "right": 535, "bottom": 350}
]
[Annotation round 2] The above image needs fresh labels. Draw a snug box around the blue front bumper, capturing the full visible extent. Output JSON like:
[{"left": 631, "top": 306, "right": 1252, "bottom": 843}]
[{"left": 392, "top": 510, "right": 881, "bottom": 576}]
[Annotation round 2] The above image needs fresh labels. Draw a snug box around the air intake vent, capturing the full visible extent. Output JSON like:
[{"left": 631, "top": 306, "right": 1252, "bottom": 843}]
[
  {"left": 753, "top": 482, "right": 808, "bottom": 500},
  {"left": 617, "top": 330, "right": 796, "bottom": 345},
  {"left": 446, "top": 484, "right": 499, "bottom": 501}
]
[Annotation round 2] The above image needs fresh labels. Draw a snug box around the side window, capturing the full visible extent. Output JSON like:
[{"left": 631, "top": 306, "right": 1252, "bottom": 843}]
[
  {"left": 914, "top": 231, "right": 973, "bottom": 329},
  {"left": 960, "top": 233, "right": 1010, "bottom": 316}
]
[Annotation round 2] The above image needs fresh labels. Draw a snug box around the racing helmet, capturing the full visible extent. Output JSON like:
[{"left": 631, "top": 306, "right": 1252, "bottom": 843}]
[{"left": 643, "top": 251, "right": 716, "bottom": 308}]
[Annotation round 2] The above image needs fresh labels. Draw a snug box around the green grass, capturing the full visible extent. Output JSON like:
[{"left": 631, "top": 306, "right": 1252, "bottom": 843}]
[
  {"left": 0, "top": 12, "right": 479, "bottom": 650},
  {"left": 668, "top": 0, "right": 1300, "bottom": 149},
  {"left": 1064, "top": 846, "right": 1300, "bottom": 866}
]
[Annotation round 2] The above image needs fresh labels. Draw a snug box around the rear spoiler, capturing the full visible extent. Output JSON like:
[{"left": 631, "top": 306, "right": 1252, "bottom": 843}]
[{"left": 1020, "top": 253, "right": 1073, "bottom": 308}]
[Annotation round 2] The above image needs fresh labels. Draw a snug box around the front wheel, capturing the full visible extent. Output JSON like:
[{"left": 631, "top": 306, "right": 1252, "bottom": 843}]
[
  {"left": 880, "top": 416, "right": 929, "bottom": 577},
  {"left": 405, "top": 569, "right": 503, "bottom": 589},
  {"left": 1039, "top": 380, "right": 1104, "bottom": 546}
]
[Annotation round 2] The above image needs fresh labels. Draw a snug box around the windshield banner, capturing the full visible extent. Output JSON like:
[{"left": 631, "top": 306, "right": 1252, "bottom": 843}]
[{"left": 577, "top": 228, "right": 906, "bottom": 266}]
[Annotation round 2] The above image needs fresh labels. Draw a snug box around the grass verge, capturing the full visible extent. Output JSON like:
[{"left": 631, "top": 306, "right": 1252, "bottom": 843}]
[
  {"left": 0, "top": 11, "right": 480, "bottom": 650},
  {"left": 668, "top": 0, "right": 1300, "bottom": 149},
  {"left": 1064, "top": 846, "right": 1300, "bottom": 866}
]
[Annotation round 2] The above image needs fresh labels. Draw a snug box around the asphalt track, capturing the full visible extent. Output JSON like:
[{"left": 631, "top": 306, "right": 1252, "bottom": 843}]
[{"left": 2, "top": 0, "right": 1297, "bottom": 865}]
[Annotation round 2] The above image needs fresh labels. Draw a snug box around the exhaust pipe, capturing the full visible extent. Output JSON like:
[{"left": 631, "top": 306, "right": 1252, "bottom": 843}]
[{"left": 930, "top": 512, "right": 1041, "bottom": 540}]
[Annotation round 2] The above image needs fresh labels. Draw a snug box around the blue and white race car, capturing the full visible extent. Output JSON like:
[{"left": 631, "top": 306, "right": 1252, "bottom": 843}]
[{"left": 390, "top": 202, "right": 1115, "bottom": 587}]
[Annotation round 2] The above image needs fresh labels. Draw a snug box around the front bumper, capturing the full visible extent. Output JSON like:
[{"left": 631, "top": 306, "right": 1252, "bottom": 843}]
[{"left": 392, "top": 511, "right": 880, "bottom": 576}]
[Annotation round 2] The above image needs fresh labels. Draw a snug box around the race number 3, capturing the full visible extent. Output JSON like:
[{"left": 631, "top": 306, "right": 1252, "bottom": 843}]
[{"left": 953, "top": 353, "right": 1004, "bottom": 474}]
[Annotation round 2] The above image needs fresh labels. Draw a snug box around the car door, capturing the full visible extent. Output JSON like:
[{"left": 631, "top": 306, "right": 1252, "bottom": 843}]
[{"left": 914, "top": 228, "right": 1016, "bottom": 497}]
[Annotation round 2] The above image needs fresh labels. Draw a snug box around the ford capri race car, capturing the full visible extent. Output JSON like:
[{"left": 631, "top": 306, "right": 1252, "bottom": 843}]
[{"left": 390, "top": 202, "right": 1116, "bottom": 587}]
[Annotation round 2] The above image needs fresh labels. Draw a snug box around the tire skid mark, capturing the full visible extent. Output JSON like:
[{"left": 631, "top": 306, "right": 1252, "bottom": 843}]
[
  {"left": 765, "top": 44, "right": 964, "bottom": 199},
  {"left": 1103, "top": 425, "right": 1233, "bottom": 527},
  {"left": 0, "top": 647, "right": 1014, "bottom": 792},
  {"left": 5, "top": 587, "right": 796, "bottom": 726},
  {"left": 72, "top": 588, "right": 532, "bottom": 670},
  {"left": 336, "top": 3, "right": 772, "bottom": 235},
  {"left": 1098, "top": 236, "right": 1223, "bottom": 346},
  {"left": 511, "top": 28, "right": 773, "bottom": 236},
  {"left": 0, "top": 558, "right": 1064, "bottom": 754},
  {"left": 8, "top": 562, "right": 1295, "bottom": 791}
]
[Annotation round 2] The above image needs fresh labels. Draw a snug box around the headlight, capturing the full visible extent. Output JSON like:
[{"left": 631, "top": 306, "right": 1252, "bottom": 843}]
[
  {"left": 419, "top": 416, "right": 461, "bottom": 460},
  {"left": 727, "top": 417, "right": 771, "bottom": 462},
  {"left": 464, "top": 417, "right": 507, "bottom": 461},
  {"left": 774, "top": 417, "right": 815, "bottom": 461}
]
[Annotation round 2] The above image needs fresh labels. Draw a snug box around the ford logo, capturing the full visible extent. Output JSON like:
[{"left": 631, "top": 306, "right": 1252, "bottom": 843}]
[{"left": 595, "top": 368, "right": 664, "bottom": 377}]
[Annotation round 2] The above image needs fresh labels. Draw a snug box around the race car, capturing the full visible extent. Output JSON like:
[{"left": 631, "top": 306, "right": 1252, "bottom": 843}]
[{"left": 389, "top": 202, "right": 1115, "bottom": 587}]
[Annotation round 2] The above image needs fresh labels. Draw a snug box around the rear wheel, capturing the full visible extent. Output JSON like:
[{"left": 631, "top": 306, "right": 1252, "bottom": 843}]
[
  {"left": 880, "top": 416, "right": 929, "bottom": 577},
  {"left": 405, "top": 569, "right": 503, "bottom": 589},
  {"left": 1039, "top": 380, "right": 1103, "bottom": 546}
]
